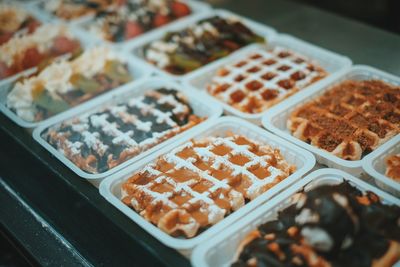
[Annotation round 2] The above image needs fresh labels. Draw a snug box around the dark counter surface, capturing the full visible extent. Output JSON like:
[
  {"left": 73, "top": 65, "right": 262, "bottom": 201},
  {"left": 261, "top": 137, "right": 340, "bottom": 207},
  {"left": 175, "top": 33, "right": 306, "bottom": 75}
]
[{"left": 1, "top": 0, "right": 399, "bottom": 266}]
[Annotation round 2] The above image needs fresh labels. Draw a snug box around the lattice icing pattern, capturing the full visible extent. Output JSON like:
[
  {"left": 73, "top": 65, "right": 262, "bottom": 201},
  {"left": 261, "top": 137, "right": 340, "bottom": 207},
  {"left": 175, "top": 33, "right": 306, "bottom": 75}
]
[
  {"left": 288, "top": 80, "right": 400, "bottom": 160},
  {"left": 386, "top": 154, "right": 400, "bottom": 182},
  {"left": 43, "top": 88, "right": 204, "bottom": 174},
  {"left": 121, "top": 134, "right": 296, "bottom": 238},
  {"left": 207, "top": 46, "right": 327, "bottom": 114}
]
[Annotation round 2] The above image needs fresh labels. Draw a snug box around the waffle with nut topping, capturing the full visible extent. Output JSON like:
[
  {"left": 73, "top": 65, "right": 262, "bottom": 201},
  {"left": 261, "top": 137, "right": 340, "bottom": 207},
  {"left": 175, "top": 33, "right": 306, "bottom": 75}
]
[
  {"left": 232, "top": 182, "right": 400, "bottom": 267},
  {"left": 386, "top": 154, "right": 400, "bottom": 182},
  {"left": 121, "top": 134, "right": 296, "bottom": 238},
  {"left": 43, "top": 88, "right": 204, "bottom": 174},
  {"left": 288, "top": 80, "right": 400, "bottom": 160},
  {"left": 207, "top": 47, "right": 327, "bottom": 114}
]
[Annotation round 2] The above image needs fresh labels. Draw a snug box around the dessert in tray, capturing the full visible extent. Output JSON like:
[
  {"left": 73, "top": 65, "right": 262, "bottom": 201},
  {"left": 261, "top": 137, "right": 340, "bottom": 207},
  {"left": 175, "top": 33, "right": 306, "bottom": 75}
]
[
  {"left": 288, "top": 80, "right": 400, "bottom": 160},
  {"left": 232, "top": 181, "right": 400, "bottom": 267},
  {"left": 0, "top": 3, "right": 41, "bottom": 45},
  {"left": 207, "top": 47, "right": 327, "bottom": 114},
  {"left": 43, "top": 0, "right": 115, "bottom": 20},
  {"left": 143, "top": 16, "right": 265, "bottom": 75},
  {"left": 43, "top": 88, "right": 204, "bottom": 174},
  {"left": 121, "top": 134, "right": 296, "bottom": 238},
  {"left": 386, "top": 154, "right": 400, "bottom": 182},
  {"left": 89, "top": 0, "right": 192, "bottom": 43},
  {"left": 0, "top": 24, "right": 82, "bottom": 80},
  {"left": 6, "top": 46, "right": 132, "bottom": 122}
]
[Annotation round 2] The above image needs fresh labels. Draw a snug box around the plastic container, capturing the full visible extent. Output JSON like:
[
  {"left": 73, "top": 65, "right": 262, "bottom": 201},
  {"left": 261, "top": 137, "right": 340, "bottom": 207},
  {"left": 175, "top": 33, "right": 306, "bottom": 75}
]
[
  {"left": 0, "top": 41, "right": 151, "bottom": 128},
  {"left": 183, "top": 34, "right": 352, "bottom": 124},
  {"left": 125, "top": 9, "right": 277, "bottom": 81},
  {"left": 262, "top": 65, "right": 400, "bottom": 176},
  {"left": 191, "top": 168, "right": 400, "bottom": 267},
  {"left": 363, "top": 134, "right": 400, "bottom": 197},
  {"left": 79, "top": 0, "right": 212, "bottom": 48},
  {"left": 99, "top": 116, "right": 316, "bottom": 257},
  {"left": 33, "top": 77, "right": 223, "bottom": 183}
]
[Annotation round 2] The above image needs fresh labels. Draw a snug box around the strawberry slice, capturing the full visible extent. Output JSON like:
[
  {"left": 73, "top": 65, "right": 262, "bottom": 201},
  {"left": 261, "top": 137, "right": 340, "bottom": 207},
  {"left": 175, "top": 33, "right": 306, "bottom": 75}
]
[
  {"left": 27, "top": 20, "right": 41, "bottom": 34},
  {"left": 21, "top": 47, "right": 43, "bottom": 70},
  {"left": 0, "top": 32, "right": 13, "bottom": 45},
  {"left": 153, "top": 14, "right": 171, "bottom": 28},
  {"left": 124, "top": 21, "right": 143, "bottom": 40},
  {"left": 52, "top": 36, "right": 80, "bottom": 56},
  {"left": 171, "top": 2, "right": 191, "bottom": 18},
  {"left": 0, "top": 61, "right": 13, "bottom": 79}
]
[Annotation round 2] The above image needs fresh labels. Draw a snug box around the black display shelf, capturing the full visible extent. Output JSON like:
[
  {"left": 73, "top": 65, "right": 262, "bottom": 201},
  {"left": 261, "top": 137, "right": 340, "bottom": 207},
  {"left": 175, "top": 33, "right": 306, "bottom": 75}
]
[{"left": 1, "top": 0, "right": 399, "bottom": 266}]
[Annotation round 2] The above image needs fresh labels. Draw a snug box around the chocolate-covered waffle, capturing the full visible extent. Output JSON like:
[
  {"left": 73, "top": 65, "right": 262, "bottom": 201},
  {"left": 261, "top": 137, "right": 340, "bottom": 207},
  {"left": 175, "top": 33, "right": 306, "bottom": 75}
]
[
  {"left": 208, "top": 47, "right": 327, "bottom": 114},
  {"left": 288, "top": 80, "right": 400, "bottom": 160},
  {"left": 43, "top": 88, "right": 204, "bottom": 174},
  {"left": 233, "top": 182, "right": 400, "bottom": 267},
  {"left": 121, "top": 134, "right": 296, "bottom": 238}
]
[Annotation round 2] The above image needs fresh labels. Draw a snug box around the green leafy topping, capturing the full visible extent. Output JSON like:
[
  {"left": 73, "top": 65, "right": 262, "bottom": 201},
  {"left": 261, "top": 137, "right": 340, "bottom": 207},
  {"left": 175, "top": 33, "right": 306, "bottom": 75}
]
[
  {"left": 34, "top": 91, "right": 70, "bottom": 114},
  {"left": 70, "top": 74, "right": 101, "bottom": 93},
  {"left": 171, "top": 54, "right": 202, "bottom": 72},
  {"left": 104, "top": 60, "right": 132, "bottom": 84}
]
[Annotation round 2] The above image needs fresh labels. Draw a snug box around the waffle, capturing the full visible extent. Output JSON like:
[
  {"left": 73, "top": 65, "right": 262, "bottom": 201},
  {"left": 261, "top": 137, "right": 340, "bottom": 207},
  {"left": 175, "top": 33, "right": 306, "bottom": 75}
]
[
  {"left": 207, "top": 47, "right": 327, "bottom": 114},
  {"left": 288, "top": 80, "right": 400, "bottom": 160},
  {"left": 143, "top": 16, "right": 264, "bottom": 75},
  {"left": 89, "top": 0, "right": 192, "bottom": 42},
  {"left": 233, "top": 182, "right": 400, "bottom": 267},
  {"left": 44, "top": 88, "right": 204, "bottom": 174},
  {"left": 43, "top": 0, "right": 115, "bottom": 20},
  {"left": 121, "top": 134, "right": 296, "bottom": 238},
  {"left": 6, "top": 46, "right": 131, "bottom": 122},
  {"left": 0, "top": 24, "right": 81, "bottom": 80},
  {"left": 386, "top": 154, "right": 400, "bottom": 182}
]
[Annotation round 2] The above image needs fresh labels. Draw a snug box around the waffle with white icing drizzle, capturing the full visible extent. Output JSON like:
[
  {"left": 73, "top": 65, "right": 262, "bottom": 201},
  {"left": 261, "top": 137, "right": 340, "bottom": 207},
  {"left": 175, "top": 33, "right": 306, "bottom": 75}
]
[
  {"left": 386, "top": 154, "right": 400, "bottom": 182},
  {"left": 121, "top": 134, "right": 296, "bottom": 238},
  {"left": 288, "top": 80, "right": 400, "bottom": 160},
  {"left": 44, "top": 88, "right": 204, "bottom": 174},
  {"left": 207, "top": 47, "right": 327, "bottom": 114}
]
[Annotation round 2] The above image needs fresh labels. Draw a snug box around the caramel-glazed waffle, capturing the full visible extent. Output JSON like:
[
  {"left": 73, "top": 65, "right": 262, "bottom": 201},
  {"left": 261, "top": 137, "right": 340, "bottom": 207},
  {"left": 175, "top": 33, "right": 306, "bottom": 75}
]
[
  {"left": 207, "top": 47, "right": 327, "bottom": 114},
  {"left": 121, "top": 134, "right": 295, "bottom": 238},
  {"left": 386, "top": 154, "right": 400, "bottom": 182},
  {"left": 288, "top": 80, "right": 400, "bottom": 160}
]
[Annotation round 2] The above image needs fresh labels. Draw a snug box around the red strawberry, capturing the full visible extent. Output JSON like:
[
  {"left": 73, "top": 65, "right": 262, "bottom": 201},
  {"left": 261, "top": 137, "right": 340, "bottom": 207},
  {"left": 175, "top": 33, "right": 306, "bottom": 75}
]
[
  {"left": 124, "top": 21, "right": 143, "bottom": 40},
  {"left": 0, "top": 32, "right": 13, "bottom": 45},
  {"left": 21, "top": 47, "right": 43, "bottom": 70},
  {"left": 153, "top": 14, "right": 171, "bottom": 28},
  {"left": 171, "top": 2, "right": 191, "bottom": 18},
  {"left": 52, "top": 36, "right": 80, "bottom": 56},
  {"left": 27, "top": 20, "right": 41, "bottom": 34},
  {"left": 0, "top": 61, "right": 13, "bottom": 79}
]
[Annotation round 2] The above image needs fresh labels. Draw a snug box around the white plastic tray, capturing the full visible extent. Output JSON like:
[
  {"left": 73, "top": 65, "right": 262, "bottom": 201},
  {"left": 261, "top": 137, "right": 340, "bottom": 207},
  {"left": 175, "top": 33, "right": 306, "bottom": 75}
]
[
  {"left": 363, "top": 134, "right": 400, "bottom": 197},
  {"left": 125, "top": 9, "right": 277, "bottom": 81},
  {"left": 262, "top": 65, "right": 400, "bottom": 176},
  {"left": 191, "top": 168, "right": 400, "bottom": 267},
  {"left": 99, "top": 116, "right": 315, "bottom": 257},
  {"left": 79, "top": 0, "right": 211, "bottom": 48},
  {"left": 33, "top": 77, "right": 223, "bottom": 182},
  {"left": 183, "top": 34, "right": 352, "bottom": 124},
  {"left": 0, "top": 41, "right": 151, "bottom": 128}
]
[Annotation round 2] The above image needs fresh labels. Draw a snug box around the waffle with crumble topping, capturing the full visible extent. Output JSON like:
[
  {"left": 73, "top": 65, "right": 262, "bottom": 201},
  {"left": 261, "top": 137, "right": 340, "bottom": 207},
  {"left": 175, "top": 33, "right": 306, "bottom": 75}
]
[
  {"left": 207, "top": 47, "right": 327, "bottom": 114},
  {"left": 43, "top": 88, "right": 204, "bottom": 174},
  {"left": 121, "top": 134, "right": 295, "bottom": 238},
  {"left": 288, "top": 80, "right": 400, "bottom": 160},
  {"left": 386, "top": 154, "right": 400, "bottom": 182}
]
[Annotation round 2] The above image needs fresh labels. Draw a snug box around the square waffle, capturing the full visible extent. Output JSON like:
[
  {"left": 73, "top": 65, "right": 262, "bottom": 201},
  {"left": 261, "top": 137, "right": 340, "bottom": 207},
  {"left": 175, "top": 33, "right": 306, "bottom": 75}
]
[
  {"left": 207, "top": 47, "right": 327, "bottom": 114},
  {"left": 386, "top": 154, "right": 400, "bottom": 182},
  {"left": 44, "top": 88, "right": 204, "bottom": 174},
  {"left": 288, "top": 80, "right": 400, "bottom": 160},
  {"left": 121, "top": 134, "right": 296, "bottom": 238}
]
